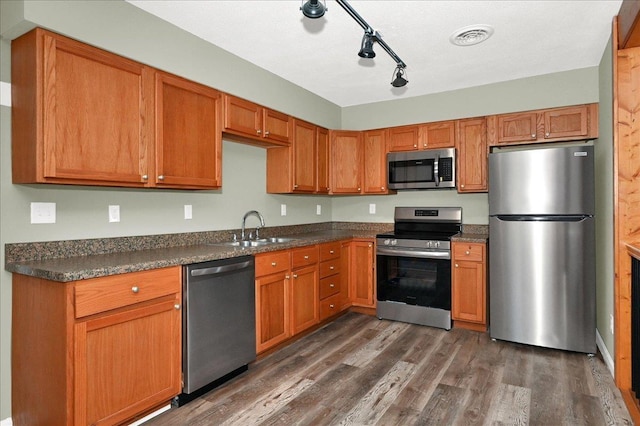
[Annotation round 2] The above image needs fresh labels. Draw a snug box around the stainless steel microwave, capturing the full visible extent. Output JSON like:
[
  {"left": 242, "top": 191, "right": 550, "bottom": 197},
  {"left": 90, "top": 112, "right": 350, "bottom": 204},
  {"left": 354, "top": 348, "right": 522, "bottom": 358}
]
[{"left": 387, "top": 148, "right": 456, "bottom": 190}]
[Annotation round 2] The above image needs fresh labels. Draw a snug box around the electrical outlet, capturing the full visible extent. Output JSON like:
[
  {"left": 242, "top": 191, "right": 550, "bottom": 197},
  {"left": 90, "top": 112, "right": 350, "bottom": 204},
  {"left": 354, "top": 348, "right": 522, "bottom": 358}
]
[
  {"left": 369, "top": 203, "right": 376, "bottom": 214},
  {"left": 30, "top": 202, "right": 56, "bottom": 224},
  {"left": 610, "top": 314, "right": 614, "bottom": 335},
  {"left": 184, "top": 205, "right": 193, "bottom": 220},
  {"left": 108, "top": 205, "right": 120, "bottom": 223},
  {"left": 316, "top": 204, "right": 322, "bottom": 215},
  {"left": 281, "top": 204, "right": 287, "bottom": 216}
]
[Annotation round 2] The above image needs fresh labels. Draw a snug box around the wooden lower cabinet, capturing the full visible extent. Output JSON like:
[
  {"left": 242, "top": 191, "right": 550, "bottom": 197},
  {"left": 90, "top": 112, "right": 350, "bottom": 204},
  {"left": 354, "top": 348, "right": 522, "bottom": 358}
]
[
  {"left": 255, "top": 250, "right": 291, "bottom": 353},
  {"left": 291, "top": 246, "right": 319, "bottom": 334},
  {"left": 11, "top": 267, "right": 182, "bottom": 426},
  {"left": 318, "top": 241, "right": 343, "bottom": 320},
  {"left": 451, "top": 242, "right": 487, "bottom": 331},
  {"left": 349, "top": 239, "right": 376, "bottom": 308}
]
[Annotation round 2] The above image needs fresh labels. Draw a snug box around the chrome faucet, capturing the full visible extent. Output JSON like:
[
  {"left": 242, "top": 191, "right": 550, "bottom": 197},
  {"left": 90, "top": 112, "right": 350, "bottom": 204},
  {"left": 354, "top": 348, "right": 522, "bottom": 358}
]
[{"left": 241, "top": 210, "right": 265, "bottom": 240}]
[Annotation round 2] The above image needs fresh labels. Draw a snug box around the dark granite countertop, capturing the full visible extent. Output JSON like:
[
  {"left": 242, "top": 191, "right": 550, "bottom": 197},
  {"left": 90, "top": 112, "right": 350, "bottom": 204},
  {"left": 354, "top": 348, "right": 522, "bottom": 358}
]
[
  {"left": 452, "top": 233, "right": 489, "bottom": 243},
  {"left": 5, "top": 228, "right": 380, "bottom": 282}
]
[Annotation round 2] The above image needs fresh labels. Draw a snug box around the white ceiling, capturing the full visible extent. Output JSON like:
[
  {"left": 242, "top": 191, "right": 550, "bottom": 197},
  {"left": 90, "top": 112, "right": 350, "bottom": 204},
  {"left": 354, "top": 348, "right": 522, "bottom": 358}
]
[{"left": 127, "top": 0, "right": 622, "bottom": 107}]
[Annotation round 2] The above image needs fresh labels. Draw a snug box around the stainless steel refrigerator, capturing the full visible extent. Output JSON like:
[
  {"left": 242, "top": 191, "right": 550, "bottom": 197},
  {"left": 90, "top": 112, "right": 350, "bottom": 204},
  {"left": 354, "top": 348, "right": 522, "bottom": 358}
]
[{"left": 489, "top": 144, "right": 596, "bottom": 353}]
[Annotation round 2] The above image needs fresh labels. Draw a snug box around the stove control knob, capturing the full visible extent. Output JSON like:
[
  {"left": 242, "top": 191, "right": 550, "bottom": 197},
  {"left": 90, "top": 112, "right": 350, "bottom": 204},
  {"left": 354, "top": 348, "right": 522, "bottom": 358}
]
[
  {"left": 391, "top": 239, "right": 397, "bottom": 246},
  {"left": 384, "top": 239, "right": 391, "bottom": 246}
]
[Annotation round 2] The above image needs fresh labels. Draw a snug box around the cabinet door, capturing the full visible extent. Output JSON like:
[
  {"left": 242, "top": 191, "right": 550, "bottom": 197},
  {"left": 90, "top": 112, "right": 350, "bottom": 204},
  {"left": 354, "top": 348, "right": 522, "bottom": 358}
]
[
  {"left": 419, "top": 121, "right": 456, "bottom": 148},
  {"left": 387, "top": 125, "right": 419, "bottom": 152},
  {"left": 316, "top": 127, "right": 331, "bottom": 193},
  {"left": 495, "top": 112, "right": 538, "bottom": 144},
  {"left": 331, "top": 131, "right": 363, "bottom": 193},
  {"left": 340, "top": 241, "right": 352, "bottom": 310},
  {"left": 543, "top": 105, "right": 588, "bottom": 140},
  {"left": 223, "top": 95, "right": 262, "bottom": 138},
  {"left": 256, "top": 272, "right": 290, "bottom": 353},
  {"left": 74, "top": 295, "right": 181, "bottom": 426},
  {"left": 13, "top": 29, "right": 153, "bottom": 186},
  {"left": 263, "top": 109, "right": 292, "bottom": 145},
  {"left": 292, "top": 119, "right": 317, "bottom": 192},
  {"left": 155, "top": 72, "right": 222, "bottom": 188},
  {"left": 363, "top": 129, "right": 389, "bottom": 194},
  {"left": 456, "top": 118, "right": 488, "bottom": 193},
  {"left": 291, "top": 265, "right": 319, "bottom": 334},
  {"left": 350, "top": 239, "right": 375, "bottom": 307},
  {"left": 452, "top": 242, "right": 486, "bottom": 326}
]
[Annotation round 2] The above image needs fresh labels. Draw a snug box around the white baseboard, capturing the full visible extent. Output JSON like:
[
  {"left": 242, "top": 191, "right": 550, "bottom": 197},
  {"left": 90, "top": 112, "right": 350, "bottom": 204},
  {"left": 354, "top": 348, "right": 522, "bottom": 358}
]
[
  {"left": 596, "top": 328, "right": 615, "bottom": 377},
  {"left": 1, "top": 417, "right": 13, "bottom": 426}
]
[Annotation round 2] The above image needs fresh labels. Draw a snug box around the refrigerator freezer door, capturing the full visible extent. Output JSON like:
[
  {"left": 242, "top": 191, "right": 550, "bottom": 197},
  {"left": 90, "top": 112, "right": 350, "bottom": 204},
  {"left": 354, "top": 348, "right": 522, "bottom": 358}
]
[
  {"left": 489, "top": 145, "right": 594, "bottom": 216},
  {"left": 489, "top": 216, "right": 596, "bottom": 353}
]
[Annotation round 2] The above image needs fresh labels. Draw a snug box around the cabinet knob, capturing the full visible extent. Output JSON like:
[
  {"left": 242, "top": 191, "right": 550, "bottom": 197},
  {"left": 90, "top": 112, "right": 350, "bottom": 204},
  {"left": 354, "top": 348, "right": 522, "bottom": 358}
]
[
  {"left": 294, "top": 184, "right": 299, "bottom": 189},
  {"left": 158, "top": 175, "right": 165, "bottom": 180},
  {"left": 330, "top": 283, "right": 335, "bottom": 288},
  {"left": 531, "top": 134, "right": 536, "bottom": 138},
  {"left": 368, "top": 244, "right": 372, "bottom": 248},
  {"left": 381, "top": 186, "right": 385, "bottom": 191},
  {"left": 455, "top": 263, "right": 459, "bottom": 268},
  {"left": 329, "top": 304, "right": 335, "bottom": 309},
  {"left": 545, "top": 132, "right": 550, "bottom": 137},
  {"left": 461, "top": 184, "right": 465, "bottom": 188},
  {"left": 271, "top": 262, "right": 277, "bottom": 266},
  {"left": 304, "top": 255, "right": 309, "bottom": 260},
  {"left": 142, "top": 174, "right": 148, "bottom": 180},
  {"left": 131, "top": 286, "right": 139, "bottom": 293},
  {"left": 265, "top": 131, "right": 270, "bottom": 136},
  {"left": 285, "top": 275, "right": 290, "bottom": 279},
  {"left": 329, "top": 250, "right": 334, "bottom": 254},
  {"left": 293, "top": 274, "right": 298, "bottom": 278},
  {"left": 257, "top": 129, "right": 262, "bottom": 135},
  {"left": 329, "top": 266, "right": 334, "bottom": 270},
  {"left": 174, "top": 304, "right": 181, "bottom": 310},
  {"left": 357, "top": 187, "right": 361, "bottom": 191},
  {"left": 466, "top": 250, "right": 470, "bottom": 255},
  {"left": 413, "top": 144, "right": 418, "bottom": 148},
  {"left": 423, "top": 143, "right": 427, "bottom": 148}
]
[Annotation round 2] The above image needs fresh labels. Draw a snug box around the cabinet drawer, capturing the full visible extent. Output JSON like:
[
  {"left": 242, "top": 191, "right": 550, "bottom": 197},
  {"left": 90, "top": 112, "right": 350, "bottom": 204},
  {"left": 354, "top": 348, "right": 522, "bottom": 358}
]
[
  {"left": 292, "top": 246, "right": 318, "bottom": 269},
  {"left": 319, "top": 293, "right": 342, "bottom": 321},
  {"left": 453, "top": 243, "right": 485, "bottom": 262},
  {"left": 319, "top": 260, "right": 340, "bottom": 278},
  {"left": 255, "top": 251, "right": 290, "bottom": 277},
  {"left": 319, "top": 275, "right": 340, "bottom": 299},
  {"left": 319, "top": 241, "right": 341, "bottom": 261},
  {"left": 75, "top": 267, "right": 181, "bottom": 318}
]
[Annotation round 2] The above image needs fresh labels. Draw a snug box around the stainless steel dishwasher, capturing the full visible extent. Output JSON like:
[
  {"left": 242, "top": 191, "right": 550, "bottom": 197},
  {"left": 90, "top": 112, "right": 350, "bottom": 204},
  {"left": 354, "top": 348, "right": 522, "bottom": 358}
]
[{"left": 175, "top": 255, "right": 256, "bottom": 406}]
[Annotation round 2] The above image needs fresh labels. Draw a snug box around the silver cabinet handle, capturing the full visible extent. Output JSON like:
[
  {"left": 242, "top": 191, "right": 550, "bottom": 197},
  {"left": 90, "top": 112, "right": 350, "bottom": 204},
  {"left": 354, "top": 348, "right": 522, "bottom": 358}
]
[
  {"left": 131, "top": 286, "right": 139, "bottom": 293},
  {"left": 158, "top": 175, "right": 165, "bottom": 180}
]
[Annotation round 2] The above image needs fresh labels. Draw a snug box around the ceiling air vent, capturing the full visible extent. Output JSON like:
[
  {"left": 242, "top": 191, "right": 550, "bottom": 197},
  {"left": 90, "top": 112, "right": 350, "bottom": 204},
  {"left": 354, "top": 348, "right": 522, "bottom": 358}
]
[{"left": 450, "top": 25, "right": 494, "bottom": 46}]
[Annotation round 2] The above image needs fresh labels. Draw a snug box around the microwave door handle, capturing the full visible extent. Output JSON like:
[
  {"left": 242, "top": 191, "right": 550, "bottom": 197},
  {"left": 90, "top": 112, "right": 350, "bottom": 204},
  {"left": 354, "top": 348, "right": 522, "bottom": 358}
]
[{"left": 433, "top": 154, "right": 440, "bottom": 186}]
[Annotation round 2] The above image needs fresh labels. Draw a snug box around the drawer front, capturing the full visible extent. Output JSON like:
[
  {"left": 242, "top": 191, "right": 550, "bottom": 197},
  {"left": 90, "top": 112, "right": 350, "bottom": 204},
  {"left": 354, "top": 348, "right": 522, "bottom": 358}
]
[
  {"left": 453, "top": 243, "right": 485, "bottom": 262},
  {"left": 319, "top": 241, "right": 341, "bottom": 262},
  {"left": 319, "top": 260, "right": 340, "bottom": 278},
  {"left": 292, "top": 246, "right": 318, "bottom": 269},
  {"left": 255, "top": 251, "right": 290, "bottom": 277},
  {"left": 320, "top": 293, "right": 342, "bottom": 321},
  {"left": 75, "top": 267, "right": 181, "bottom": 318},
  {"left": 319, "top": 275, "right": 340, "bottom": 299}
]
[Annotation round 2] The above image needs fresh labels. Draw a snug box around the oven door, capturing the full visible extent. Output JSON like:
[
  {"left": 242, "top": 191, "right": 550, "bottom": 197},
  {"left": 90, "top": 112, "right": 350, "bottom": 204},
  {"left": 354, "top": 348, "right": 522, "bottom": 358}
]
[{"left": 376, "top": 246, "right": 451, "bottom": 310}]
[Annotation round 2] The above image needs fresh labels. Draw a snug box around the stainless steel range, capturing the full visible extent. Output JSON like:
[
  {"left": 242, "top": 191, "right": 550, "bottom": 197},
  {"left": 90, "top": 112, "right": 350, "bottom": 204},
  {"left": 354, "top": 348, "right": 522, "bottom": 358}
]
[{"left": 376, "top": 207, "right": 462, "bottom": 330}]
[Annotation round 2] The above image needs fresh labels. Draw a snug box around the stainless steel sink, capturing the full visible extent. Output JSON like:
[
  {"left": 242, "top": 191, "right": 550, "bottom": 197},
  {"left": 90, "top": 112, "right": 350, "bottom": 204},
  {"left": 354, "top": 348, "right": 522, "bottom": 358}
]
[
  {"left": 264, "top": 237, "right": 296, "bottom": 243},
  {"left": 209, "top": 237, "right": 296, "bottom": 248}
]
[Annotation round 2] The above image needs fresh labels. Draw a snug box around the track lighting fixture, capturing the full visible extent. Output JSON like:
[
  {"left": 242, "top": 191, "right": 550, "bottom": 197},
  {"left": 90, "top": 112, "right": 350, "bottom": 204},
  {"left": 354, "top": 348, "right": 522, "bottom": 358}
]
[
  {"left": 300, "top": 0, "right": 326, "bottom": 19},
  {"left": 300, "top": 0, "right": 408, "bottom": 87}
]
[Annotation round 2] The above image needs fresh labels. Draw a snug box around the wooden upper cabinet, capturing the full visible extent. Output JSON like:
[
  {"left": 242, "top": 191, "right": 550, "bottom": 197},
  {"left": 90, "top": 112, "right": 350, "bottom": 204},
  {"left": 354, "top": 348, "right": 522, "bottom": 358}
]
[
  {"left": 12, "top": 28, "right": 154, "bottom": 187},
  {"left": 155, "top": 72, "right": 222, "bottom": 189},
  {"left": 419, "top": 121, "right": 456, "bottom": 149},
  {"left": 456, "top": 118, "right": 487, "bottom": 193},
  {"left": 223, "top": 94, "right": 291, "bottom": 145},
  {"left": 488, "top": 104, "right": 598, "bottom": 146},
  {"left": 292, "top": 119, "right": 317, "bottom": 193},
  {"left": 11, "top": 28, "right": 222, "bottom": 190},
  {"left": 363, "top": 129, "right": 390, "bottom": 194},
  {"left": 316, "top": 127, "right": 331, "bottom": 193},
  {"left": 330, "top": 130, "right": 363, "bottom": 194},
  {"left": 387, "top": 125, "right": 420, "bottom": 152}
]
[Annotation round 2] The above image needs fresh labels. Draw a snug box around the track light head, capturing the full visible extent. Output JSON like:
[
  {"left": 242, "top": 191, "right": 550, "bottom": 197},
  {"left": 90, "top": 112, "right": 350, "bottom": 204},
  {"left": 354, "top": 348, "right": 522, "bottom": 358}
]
[
  {"left": 301, "top": 0, "right": 326, "bottom": 19},
  {"left": 391, "top": 66, "right": 408, "bottom": 87},
  {"left": 358, "top": 33, "right": 376, "bottom": 59}
]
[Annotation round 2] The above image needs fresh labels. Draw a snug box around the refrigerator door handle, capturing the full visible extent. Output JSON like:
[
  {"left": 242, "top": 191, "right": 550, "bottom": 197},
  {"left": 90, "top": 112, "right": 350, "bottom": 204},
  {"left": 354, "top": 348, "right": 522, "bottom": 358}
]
[{"left": 494, "top": 215, "right": 592, "bottom": 222}]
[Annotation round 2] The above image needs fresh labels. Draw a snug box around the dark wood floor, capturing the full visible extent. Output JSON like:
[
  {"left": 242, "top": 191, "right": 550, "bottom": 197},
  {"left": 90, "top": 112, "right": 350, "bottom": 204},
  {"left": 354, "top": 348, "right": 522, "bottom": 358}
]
[{"left": 146, "top": 312, "right": 633, "bottom": 425}]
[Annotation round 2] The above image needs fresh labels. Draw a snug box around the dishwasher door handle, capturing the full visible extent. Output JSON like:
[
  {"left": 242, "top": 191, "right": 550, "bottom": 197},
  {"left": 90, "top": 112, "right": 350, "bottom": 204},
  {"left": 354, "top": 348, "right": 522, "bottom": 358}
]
[{"left": 190, "top": 260, "right": 254, "bottom": 277}]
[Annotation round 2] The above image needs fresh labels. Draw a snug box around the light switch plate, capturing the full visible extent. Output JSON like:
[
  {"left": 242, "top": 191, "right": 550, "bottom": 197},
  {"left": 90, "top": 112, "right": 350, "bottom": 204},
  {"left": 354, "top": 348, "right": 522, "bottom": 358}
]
[
  {"left": 316, "top": 204, "right": 322, "bottom": 215},
  {"left": 281, "top": 204, "right": 287, "bottom": 216},
  {"left": 30, "top": 202, "right": 56, "bottom": 224},
  {"left": 109, "top": 205, "right": 120, "bottom": 223},
  {"left": 369, "top": 203, "right": 376, "bottom": 214},
  {"left": 184, "top": 205, "right": 193, "bottom": 220}
]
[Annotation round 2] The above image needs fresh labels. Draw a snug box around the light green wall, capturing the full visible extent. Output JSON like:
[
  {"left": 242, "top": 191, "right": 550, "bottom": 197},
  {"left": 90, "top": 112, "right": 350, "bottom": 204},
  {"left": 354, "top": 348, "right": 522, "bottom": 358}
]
[
  {"left": 0, "top": 0, "right": 615, "bottom": 421},
  {"left": 596, "top": 36, "right": 616, "bottom": 359}
]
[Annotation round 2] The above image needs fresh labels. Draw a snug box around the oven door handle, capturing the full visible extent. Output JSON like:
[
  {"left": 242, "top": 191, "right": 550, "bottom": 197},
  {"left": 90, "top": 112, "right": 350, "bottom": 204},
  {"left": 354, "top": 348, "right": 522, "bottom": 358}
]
[{"left": 376, "top": 247, "right": 451, "bottom": 260}]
